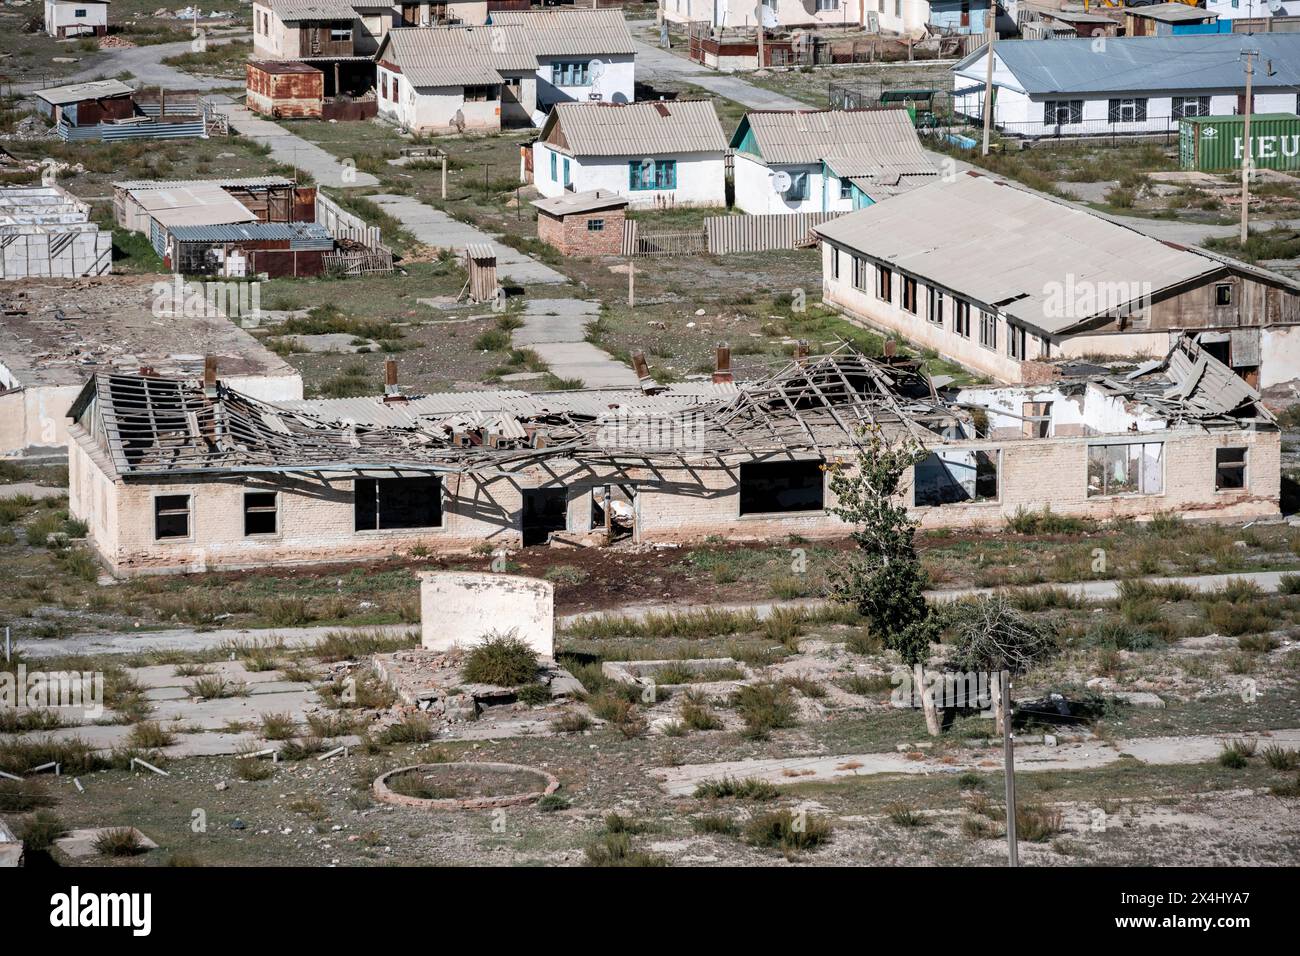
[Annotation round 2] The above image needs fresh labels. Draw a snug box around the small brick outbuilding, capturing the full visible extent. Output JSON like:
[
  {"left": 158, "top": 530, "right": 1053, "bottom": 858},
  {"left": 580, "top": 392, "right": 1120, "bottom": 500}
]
[{"left": 531, "top": 189, "right": 627, "bottom": 257}]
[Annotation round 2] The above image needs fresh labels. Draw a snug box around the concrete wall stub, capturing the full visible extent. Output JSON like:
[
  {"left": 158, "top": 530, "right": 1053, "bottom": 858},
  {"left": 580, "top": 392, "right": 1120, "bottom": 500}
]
[{"left": 420, "top": 571, "right": 554, "bottom": 657}]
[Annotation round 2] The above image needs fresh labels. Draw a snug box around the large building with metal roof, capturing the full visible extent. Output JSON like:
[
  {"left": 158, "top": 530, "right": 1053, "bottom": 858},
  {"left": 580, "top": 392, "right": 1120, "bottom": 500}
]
[
  {"left": 533, "top": 100, "right": 727, "bottom": 208},
  {"left": 374, "top": 10, "right": 635, "bottom": 133},
  {"left": 953, "top": 33, "right": 1300, "bottom": 137},
  {"left": 814, "top": 172, "right": 1300, "bottom": 388}
]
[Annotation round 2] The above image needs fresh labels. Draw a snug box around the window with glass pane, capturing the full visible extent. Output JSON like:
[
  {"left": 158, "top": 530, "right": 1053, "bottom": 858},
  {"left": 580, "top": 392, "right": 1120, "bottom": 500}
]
[
  {"left": 979, "top": 310, "right": 996, "bottom": 349},
  {"left": 927, "top": 286, "right": 943, "bottom": 325}
]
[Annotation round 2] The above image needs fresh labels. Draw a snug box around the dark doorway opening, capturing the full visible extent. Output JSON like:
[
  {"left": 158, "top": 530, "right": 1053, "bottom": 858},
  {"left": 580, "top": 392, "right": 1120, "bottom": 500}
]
[{"left": 522, "top": 488, "right": 568, "bottom": 546}]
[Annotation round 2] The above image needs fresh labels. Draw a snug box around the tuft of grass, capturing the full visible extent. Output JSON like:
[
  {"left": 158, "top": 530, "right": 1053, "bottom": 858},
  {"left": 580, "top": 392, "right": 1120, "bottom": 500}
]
[
  {"left": 536, "top": 794, "right": 570, "bottom": 812},
  {"left": 379, "top": 713, "right": 435, "bottom": 744},
  {"left": 693, "top": 776, "right": 780, "bottom": 801},
  {"left": 190, "top": 675, "right": 249, "bottom": 700},
  {"left": 732, "top": 682, "right": 798, "bottom": 739},
  {"left": 279, "top": 736, "right": 327, "bottom": 761},
  {"left": 93, "top": 828, "right": 147, "bottom": 857},
  {"left": 956, "top": 772, "right": 985, "bottom": 791},
  {"left": 259, "top": 712, "right": 297, "bottom": 741},
  {"left": 779, "top": 673, "right": 826, "bottom": 698},
  {"left": 691, "top": 814, "right": 739, "bottom": 836},
  {"left": 21, "top": 810, "right": 66, "bottom": 852},
  {"left": 234, "top": 754, "right": 275, "bottom": 781},
  {"left": 461, "top": 633, "right": 538, "bottom": 686},
  {"left": 1261, "top": 745, "right": 1299, "bottom": 771},
  {"left": 1016, "top": 804, "right": 1064, "bottom": 843},
  {"left": 550, "top": 711, "right": 592, "bottom": 734},
  {"left": 884, "top": 801, "right": 927, "bottom": 827},
  {"left": 743, "top": 810, "right": 832, "bottom": 854},
  {"left": 583, "top": 832, "right": 669, "bottom": 867},
  {"left": 679, "top": 690, "right": 723, "bottom": 731},
  {"left": 127, "top": 721, "right": 175, "bottom": 750}
]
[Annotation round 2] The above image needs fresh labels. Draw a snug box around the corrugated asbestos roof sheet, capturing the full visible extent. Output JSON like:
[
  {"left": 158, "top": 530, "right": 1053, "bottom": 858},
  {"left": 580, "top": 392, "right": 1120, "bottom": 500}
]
[
  {"left": 167, "top": 222, "right": 333, "bottom": 244},
  {"left": 35, "top": 79, "right": 134, "bottom": 106},
  {"left": 114, "top": 176, "right": 296, "bottom": 191},
  {"left": 740, "top": 109, "right": 935, "bottom": 177},
  {"left": 814, "top": 173, "right": 1220, "bottom": 335},
  {"left": 489, "top": 8, "right": 635, "bottom": 57},
  {"left": 955, "top": 34, "right": 1300, "bottom": 95},
  {"left": 378, "top": 25, "right": 533, "bottom": 87},
  {"left": 532, "top": 189, "right": 628, "bottom": 216},
  {"left": 378, "top": 10, "right": 633, "bottom": 88},
  {"left": 547, "top": 100, "right": 727, "bottom": 157},
  {"left": 132, "top": 184, "right": 258, "bottom": 229},
  {"left": 267, "top": 0, "right": 357, "bottom": 20},
  {"left": 1128, "top": 3, "right": 1216, "bottom": 21}
]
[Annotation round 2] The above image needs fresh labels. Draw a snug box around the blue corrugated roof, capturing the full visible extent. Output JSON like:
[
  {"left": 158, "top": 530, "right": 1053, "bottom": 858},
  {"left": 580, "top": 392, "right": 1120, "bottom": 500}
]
[
  {"left": 167, "top": 222, "right": 333, "bottom": 243},
  {"left": 955, "top": 34, "right": 1300, "bottom": 96}
]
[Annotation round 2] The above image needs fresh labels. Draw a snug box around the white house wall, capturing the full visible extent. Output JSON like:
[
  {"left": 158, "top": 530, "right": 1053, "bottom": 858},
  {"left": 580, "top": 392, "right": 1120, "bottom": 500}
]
[
  {"left": 45, "top": 0, "right": 108, "bottom": 36},
  {"left": 535, "top": 55, "right": 634, "bottom": 109},
  {"left": 734, "top": 154, "right": 833, "bottom": 214},
  {"left": 533, "top": 143, "right": 726, "bottom": 207}
]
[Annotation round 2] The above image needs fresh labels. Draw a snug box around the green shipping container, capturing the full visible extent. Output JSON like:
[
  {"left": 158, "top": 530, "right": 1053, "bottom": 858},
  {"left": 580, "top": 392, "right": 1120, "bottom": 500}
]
[{"left": 1179, "top": 113, "right": 1300, "bottom": 172}]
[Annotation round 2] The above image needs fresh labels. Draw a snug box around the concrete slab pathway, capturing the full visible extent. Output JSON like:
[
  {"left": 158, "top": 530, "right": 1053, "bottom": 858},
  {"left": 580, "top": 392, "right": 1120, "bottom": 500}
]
[
  {"left": 366, "top": 193, "right": 567, "bottom": 285},
  {"left": 513, "top": 298, "right": 637, "bottom": 388},
  {"left": 651, "top": 728, "right": 1300, "bottom": 796},
  {"left": 214, "top": 104, "right": 379, "bottom": 188}
]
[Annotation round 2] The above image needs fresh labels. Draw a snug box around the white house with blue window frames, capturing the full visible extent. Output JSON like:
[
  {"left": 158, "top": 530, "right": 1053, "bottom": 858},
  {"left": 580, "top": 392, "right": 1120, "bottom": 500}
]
[{"left": 532, "top": 100, "right": 728, "bottom": 208}]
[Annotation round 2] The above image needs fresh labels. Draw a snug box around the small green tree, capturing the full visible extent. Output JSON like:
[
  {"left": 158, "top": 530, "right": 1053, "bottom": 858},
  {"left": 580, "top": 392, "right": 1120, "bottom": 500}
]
[{"left": 828, "top": 427, "right": 940, "bottom": 734}]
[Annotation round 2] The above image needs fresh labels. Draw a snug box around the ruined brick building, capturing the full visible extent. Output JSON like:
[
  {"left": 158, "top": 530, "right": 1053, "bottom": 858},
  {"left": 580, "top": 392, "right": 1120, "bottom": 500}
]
[{"left": 64, "top": 344, "right": 1278, "bottom": 576}]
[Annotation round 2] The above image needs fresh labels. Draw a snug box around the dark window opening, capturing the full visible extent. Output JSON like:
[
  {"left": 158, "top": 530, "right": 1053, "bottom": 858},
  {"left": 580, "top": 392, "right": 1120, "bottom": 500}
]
[
  {"left": 154, "top": 494, "right": 190, "bottom": 540},
  {"left": 1215, "top": 447, "right": 1247, "bottom": 490},
  {"left": 954, "top": 300, "right": 971, "bottom": 337},
  {"left": 522, "top": 487, "right": 568, "bottom": 546},
  {"left": 739, "top": 460, "right": 825, "bottom": 515},
  {"left": 876, "top": 265, "right": 892, "bottom": 302},
  {"left": 914, "top": 451, "right": 998, "bottom": 506},
  {"left": 587, "top": 218, "right": 605, "bottom": 232},
  {"left": 243, "top": 491, "right": 278, "bottom": 536},
  {"left": 1215, "top": 283, "right": 1233, "bottom": 307},
  {"left": 902, "top": 275, "right": 917, "bottom": 314},
  {"left": 354, "top": 477, "right": 442, "bottom": 531}
]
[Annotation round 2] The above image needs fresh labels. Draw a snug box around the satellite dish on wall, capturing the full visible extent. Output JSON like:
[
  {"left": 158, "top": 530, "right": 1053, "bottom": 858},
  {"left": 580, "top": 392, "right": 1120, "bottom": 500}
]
[
  {"left": 771, "top": 170, "right": 792, "bottom": 193},
  {"left": 761, "top": 8, "right": 779, "bottom": 27},
  {"left": 1267, "top": 0, "right": 1283, "bottom": 12},
  {"left": 588, "top": 59, "right": 606, "bottom": 80}
]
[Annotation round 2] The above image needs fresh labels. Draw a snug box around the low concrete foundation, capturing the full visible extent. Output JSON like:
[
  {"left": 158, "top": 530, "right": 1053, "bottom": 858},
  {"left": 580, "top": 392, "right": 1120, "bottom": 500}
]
[{"left": 420, "top": 571, "right": 554, "bottom": 657}]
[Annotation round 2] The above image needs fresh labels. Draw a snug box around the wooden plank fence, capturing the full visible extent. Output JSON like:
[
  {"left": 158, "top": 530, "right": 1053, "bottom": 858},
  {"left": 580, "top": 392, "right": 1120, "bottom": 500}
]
[
  {"left": 620, "top": 220, "right": 707, "bottom": 257},
  {"left": 322, "top": 247, "right": 394, "bottom": 275}
]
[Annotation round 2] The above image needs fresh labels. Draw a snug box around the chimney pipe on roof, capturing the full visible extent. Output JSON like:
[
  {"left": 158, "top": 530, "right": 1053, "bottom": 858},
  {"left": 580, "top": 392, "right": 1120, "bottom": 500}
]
[
  {"left": 382, "top": 356, "right": 407, "bottom": 404},
  {"left": 203, "top": 355, "right": 217, "bottom": 399},
  {"left": 713, "top": 342, "right": 732, "bottom": 384}
]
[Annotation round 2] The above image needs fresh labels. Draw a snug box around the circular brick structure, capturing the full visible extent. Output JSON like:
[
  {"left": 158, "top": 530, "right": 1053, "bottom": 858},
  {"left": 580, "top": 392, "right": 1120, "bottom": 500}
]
[{"left": 372, "top": 762, "right": 560, "bottom": 810}]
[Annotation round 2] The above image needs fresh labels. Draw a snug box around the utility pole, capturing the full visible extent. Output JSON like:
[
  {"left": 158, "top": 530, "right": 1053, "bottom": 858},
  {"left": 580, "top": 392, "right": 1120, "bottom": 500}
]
[
  {"left": 627, "top": 257, "right": 635, "bottom": 307},
  {"left": 981, "top": 12, "right": 996, "bottom": 156},
  {"left": 1001, "top": 669, "right": 1019, "bottom": 867},
  {"left": 1240, "top": 50, "right": 1257, "bottom": 246}
]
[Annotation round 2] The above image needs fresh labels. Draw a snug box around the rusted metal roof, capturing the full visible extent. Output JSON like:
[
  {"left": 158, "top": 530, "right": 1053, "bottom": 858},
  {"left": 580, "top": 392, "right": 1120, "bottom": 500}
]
[{"left": 543, "top": 100, "right": 728, "bottom": 158}]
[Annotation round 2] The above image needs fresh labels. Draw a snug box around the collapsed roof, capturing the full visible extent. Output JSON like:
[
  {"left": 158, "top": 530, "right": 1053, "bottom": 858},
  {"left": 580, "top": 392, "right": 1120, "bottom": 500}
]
[{"left": 71, "top": 348, "right": 959, "bottom": 479}]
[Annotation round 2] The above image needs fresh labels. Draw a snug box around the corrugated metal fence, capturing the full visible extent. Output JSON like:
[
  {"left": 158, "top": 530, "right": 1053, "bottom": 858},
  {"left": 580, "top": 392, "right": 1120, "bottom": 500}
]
[
  {"left": 622, "top": 212, "right": 846, "bottom": 257},
  {"left": 704, "top": 211, "right": 845, "bottom": 255}
]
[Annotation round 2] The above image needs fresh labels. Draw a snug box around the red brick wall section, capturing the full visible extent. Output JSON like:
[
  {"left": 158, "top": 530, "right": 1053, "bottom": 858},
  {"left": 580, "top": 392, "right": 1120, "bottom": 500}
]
[{"left": 537, "top": 209, "right": 624, "bottom": 257}]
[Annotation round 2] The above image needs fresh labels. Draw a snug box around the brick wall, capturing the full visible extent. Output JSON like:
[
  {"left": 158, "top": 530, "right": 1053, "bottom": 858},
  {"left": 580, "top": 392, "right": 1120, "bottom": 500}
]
[
  {"left": 72, "top": 423, "right": 1282, "bottom": 576},
  {"left": 536, "top": 209, "right": 624, "bottom": 257}
]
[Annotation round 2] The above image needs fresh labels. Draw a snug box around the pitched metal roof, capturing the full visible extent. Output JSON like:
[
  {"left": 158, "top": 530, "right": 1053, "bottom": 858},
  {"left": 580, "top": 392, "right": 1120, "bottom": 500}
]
[
  {"left": 266, "top": 0, "right": 357, "bottom": 20},
  {"left": 167, "top": 222, "right": 333, "bottom": 244},
  {"left": 377, "top": 26, "right": 533, "bottom": 87},
  {"left": 954, "top": 34, "right": 1300, "bottom": 95},
  {"left": 545, "top": 100, "right": 727, "bottom": 157},
  {"left": 114, "top": 176, "right": 296, "bottom": 191},
  {"left": 377, "top": 10, "right": 634, "bottom": 88},
  {"left": 488, "top": 8, "right": 635, "bottom": 57},
  {"left": 734, "top": 109, "right": 936, "bottom": 179},
  {"left": 813, "top": 173, "right": 1223, "bottom": 336},
  {"left": 34, "top": 80, "right": 134, "bottom": 106},
  {"left": 532, "top": 189, "right": 628, "bottom": 217}
]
